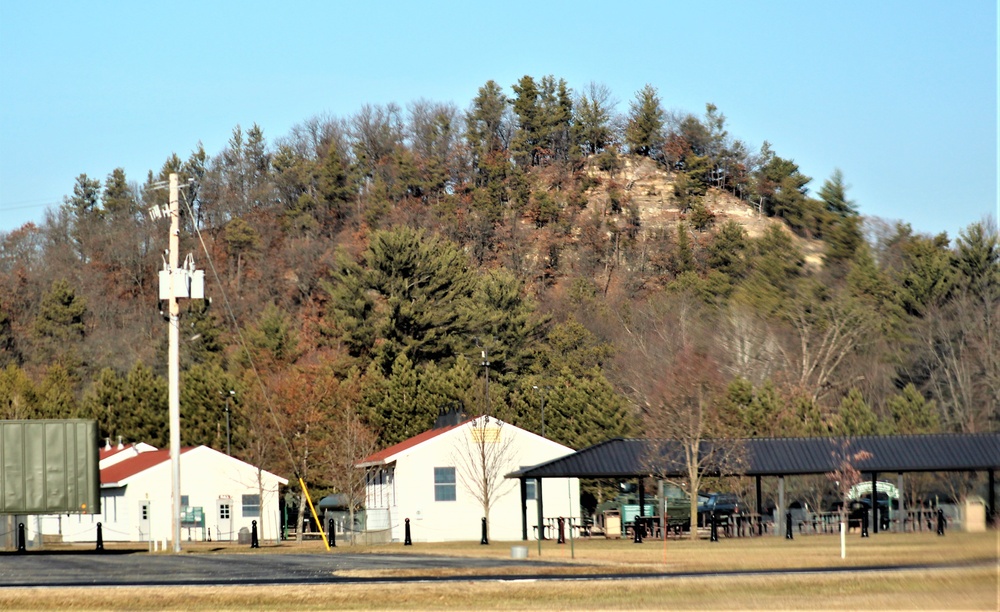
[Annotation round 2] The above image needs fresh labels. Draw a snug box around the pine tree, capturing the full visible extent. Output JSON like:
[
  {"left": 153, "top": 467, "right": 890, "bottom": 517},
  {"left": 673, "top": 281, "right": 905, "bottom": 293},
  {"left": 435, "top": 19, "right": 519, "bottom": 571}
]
[
  {"left": 887, "top": 383, "right": 940, "bottom": 434},
  {"left": 834, "top": 389, "right": 882, "bottom": 436},
  {"left": 625, "top": 85, "right": 665, "bottom": 158},
  {"left": 0, "top": 365, "right": 38, "bottom": 419}
]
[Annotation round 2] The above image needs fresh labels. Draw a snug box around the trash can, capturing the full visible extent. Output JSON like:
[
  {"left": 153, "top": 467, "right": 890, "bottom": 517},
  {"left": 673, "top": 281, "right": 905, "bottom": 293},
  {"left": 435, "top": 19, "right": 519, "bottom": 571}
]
[
  {"left": 238, "top": 526, "right": 251, "bottom": 545},
  {"left": 963, "top": 498, "right": 986, "bottom": 533},
  {"left": 603, "top": 510, "right": 621, "bottom": 539}
]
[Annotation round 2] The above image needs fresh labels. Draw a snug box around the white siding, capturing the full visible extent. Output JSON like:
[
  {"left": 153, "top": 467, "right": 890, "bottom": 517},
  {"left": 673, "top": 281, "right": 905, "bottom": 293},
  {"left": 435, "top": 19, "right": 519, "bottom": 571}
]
[
  {"left": 366, "top": 421, "right": 579, "bottom": 543},
  {"left": 28, "top": 446, "right": 286, "bottom": 546}
]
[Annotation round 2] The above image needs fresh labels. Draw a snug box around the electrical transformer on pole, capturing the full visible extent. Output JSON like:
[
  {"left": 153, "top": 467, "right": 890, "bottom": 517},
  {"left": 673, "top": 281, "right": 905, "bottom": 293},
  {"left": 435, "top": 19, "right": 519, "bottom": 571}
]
[{"left": 152, "top": 173, "right": 204, "bottom": 553}]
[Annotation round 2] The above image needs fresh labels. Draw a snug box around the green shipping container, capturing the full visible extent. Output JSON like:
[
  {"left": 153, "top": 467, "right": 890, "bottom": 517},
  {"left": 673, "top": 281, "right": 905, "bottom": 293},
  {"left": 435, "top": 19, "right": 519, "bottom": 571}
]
[{"left": 1, "top": 420, "right": 100, "bottom": 514}]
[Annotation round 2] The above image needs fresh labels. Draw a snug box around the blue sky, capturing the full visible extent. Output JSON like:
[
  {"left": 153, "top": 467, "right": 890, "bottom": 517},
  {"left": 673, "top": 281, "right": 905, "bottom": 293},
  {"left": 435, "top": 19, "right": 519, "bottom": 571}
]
[{"left": 1, "top": 1, "right": 996, "bottom": 241}]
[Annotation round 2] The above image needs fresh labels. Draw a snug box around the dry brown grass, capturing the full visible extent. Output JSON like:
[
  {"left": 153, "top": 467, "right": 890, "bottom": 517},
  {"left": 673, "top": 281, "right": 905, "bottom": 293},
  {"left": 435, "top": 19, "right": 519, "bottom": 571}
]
[{"left": 0, "top": 568, "right": 995, "bottom": 611}]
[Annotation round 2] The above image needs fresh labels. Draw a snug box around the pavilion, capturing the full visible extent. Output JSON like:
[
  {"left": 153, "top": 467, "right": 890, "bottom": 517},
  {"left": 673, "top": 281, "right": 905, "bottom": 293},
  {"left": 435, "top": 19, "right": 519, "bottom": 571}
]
[{"left": 507, "top": 433, "right": 1000, "bottom": 540}]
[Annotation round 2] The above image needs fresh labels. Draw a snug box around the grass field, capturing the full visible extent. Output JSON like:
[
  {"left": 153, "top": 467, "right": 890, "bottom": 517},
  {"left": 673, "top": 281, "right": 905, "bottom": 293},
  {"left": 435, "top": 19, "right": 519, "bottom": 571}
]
[{"left": 1, "top": 531, "right": 997, "bottom": 610}]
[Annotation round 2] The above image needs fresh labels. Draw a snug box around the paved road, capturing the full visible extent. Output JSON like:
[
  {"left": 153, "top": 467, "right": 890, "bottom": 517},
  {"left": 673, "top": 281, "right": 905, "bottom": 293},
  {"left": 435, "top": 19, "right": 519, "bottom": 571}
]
[{"left": 0, "top": 551, "right": 574, "bottom": 587}]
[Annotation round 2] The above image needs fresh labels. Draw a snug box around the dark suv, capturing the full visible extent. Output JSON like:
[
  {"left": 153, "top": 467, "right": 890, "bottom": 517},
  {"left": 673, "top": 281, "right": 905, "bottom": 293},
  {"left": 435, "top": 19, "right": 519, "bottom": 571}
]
[{"left": 697, "top": 493, "right": 744, "bottom": 527}]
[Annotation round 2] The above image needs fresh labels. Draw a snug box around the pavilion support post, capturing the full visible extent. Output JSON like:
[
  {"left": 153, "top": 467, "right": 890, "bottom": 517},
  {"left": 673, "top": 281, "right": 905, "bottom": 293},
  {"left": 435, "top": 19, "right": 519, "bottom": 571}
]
[
  {"left": 989, "top": 469, "right": 996, "bottom": 527},
  {"left": 637, "top": 477, "right": 646, "bottom": 540},
  {"left": 897, "top": 472, "right": 905, "bottom": 532},
  {"left": 536, "top": 478, "right": 545, "bottom": 541},
  {"left": 777, "top": 476, "right": 785, "bottom": 538},
  {"left": 755, "top": 475, "right": 763, "bottom": 535},
  {"left": 519, "top": 477, "right": 528, "bottom": 541},
  {"left": 871, "top": 472, "right": 878, "bottom": 534}
]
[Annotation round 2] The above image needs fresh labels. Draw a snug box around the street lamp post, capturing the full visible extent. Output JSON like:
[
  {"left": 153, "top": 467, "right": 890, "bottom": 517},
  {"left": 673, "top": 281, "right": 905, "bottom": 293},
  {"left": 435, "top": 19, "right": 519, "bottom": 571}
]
[
  {"left": 223, "top": 390, "right": 234, "bottom": 456},
  {"left": 532, "top": 385, "right": 550, "bottom": 438}
]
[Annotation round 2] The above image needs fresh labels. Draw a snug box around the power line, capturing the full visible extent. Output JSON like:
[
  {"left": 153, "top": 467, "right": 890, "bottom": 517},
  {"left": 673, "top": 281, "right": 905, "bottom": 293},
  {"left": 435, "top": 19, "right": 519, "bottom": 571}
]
[
  {"left": 177, "top": 189, "right": 300, "bottom": 480},
  {"left": 0, "top": 200, "right": 61, "bottom": 212}
]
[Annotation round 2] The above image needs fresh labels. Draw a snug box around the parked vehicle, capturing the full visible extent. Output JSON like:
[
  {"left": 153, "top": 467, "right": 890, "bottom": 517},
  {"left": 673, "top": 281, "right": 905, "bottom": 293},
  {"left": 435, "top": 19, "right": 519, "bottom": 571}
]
[
  {"left": 595, "top": 484, "right": 692, "bottom": 536},
  {"left": 697, "top": 493, "right": 746, "bottom": 527}
]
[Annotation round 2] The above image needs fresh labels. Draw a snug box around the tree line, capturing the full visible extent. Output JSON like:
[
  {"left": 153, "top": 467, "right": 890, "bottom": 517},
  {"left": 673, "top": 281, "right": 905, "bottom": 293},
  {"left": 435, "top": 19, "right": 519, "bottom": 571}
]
[{"left": 0, "top": 75, "right": 997, "bottom": 510}]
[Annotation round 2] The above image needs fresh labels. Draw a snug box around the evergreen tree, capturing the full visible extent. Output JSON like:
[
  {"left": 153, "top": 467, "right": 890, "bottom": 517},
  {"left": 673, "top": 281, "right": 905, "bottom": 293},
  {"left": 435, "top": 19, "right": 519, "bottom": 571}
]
[
  {"left": 575, "top": 82, "right": 616, "bottom": 155},
  {"left": 33, "top": 279, "right": 87, "bottom": 371},
  {"left": 624, "top": 84, "right": 665, "bottom": 158},
  {"left": 817, "top": 169, "right": 857, "bottom": 216},
  {"left": 181, "top": 362, "right": 234, "bottom": 448},
  {"left": 62, "top": 173, "right": 102, "bottom": 219},
  {"left": 101, "top": 167, "right": 138, "bottom": 222},
  {"left": 887, "top": 383, "right": 940, "bottom": 434},
  {"left": 0, "top": 364, "right": 38, "bottom": 419},
  {"left": 36, "top": 363, "right": 78, "bottom": 418},
  {"left": 510, "top": 75, "right": 542, "bottom": 166},
  {"left": 119, "top": 363, "right": 168, "bottom": 447},
  {"left": 707, "top": 220, "right": 749, "bottom": 280},
  {"left": 833, "top": 388, "right": 882, "bottom": 435},
  {"left": 81, "top": 367, "right": 128, "bottom": 443},
  {"left": 324, "top": 227, "right": 479, "bottom": 373},
  {"left": 0, "top": 300, "right": 18, "bottom": 367},
  {"left": 954, "top": 221, "right": 999, "bottom": 299}
]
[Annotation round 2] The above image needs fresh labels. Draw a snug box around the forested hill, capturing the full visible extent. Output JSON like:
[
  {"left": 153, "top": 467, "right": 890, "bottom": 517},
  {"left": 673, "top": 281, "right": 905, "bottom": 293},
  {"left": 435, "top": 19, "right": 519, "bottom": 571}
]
[{"left": 0, "top": 77, "right": 997, "bottom": 488}]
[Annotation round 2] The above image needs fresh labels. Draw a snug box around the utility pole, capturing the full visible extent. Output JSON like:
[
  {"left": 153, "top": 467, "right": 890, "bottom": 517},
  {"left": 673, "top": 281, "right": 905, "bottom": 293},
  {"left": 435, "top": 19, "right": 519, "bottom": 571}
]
[
  {"left": 168, "top": 173, "right": 181, "bottom": 554},
  {"left": 152, "top": 172, "right": 203, "bottom": 554}
]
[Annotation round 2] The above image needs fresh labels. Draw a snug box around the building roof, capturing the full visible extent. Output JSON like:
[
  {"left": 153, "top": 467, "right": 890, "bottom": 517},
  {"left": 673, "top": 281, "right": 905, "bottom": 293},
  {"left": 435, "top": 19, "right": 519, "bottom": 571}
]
[
  {"left": 100, "top": 445, "right": 290, "bottom": 486},
  {"left": 101, "top": 448, "right": 194, "bottom": 486},
  {"left": 358, "top": 421, "right": 468, "bottom": 467},
  {"left": 509, "top": 433, "right": 1000, "bottom": 479}
]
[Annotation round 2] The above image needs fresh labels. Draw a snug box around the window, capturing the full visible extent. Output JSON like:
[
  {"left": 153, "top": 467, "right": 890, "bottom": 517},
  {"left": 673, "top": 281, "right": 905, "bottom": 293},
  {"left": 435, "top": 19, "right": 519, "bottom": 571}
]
[
  {"left": 434, "top": 467, "right": 456, "bottom": 502},
  {"left": 219, "top": 503, "right": 231, "bottom": 520},
  {"left": 525, "top": 479, "right": 537, "bottom": 501},
  {"left": 180, "top": 495, "right": 189, "bottom": 509},
  {"left": 242, "top": 494, "right": 260, "bottom": 517}
]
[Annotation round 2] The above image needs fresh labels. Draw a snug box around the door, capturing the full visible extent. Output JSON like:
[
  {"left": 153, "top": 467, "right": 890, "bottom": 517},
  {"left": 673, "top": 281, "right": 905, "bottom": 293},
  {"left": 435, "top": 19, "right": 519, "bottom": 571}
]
[
  {"left": 217, "top": 499, "right": 233, "bottom": 541},
  {"left": 138, "top": 501, "right": 150, "bottom": 541}
]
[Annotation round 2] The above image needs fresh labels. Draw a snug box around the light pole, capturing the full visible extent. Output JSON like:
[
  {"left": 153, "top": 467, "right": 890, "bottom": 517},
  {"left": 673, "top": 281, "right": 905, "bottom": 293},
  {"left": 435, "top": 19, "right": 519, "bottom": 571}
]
[
  {"left": 475, "top": 338, "right": 490, "bottom": 416},
  {"left": 532, "top": 385, "right": 551, "bottom": 438},
  {"left": 222, "top": 390, "right": 234, "bottom": 456}
]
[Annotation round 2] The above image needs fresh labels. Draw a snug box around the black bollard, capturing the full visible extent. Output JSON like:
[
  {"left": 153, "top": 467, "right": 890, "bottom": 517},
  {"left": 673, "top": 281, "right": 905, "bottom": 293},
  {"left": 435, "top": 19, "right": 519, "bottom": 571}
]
[
  {"left": 250, "top": 520, "right": 259, "bottom": 548},
  {"left": 632, "top": 518, "right": 643, "bottom": 543},
  {"left": 736, "top": 515, "right": 743, "bottom": 538},
  {"left": 17, "top": 522, "right": 25, "bottom": 552},
  {"left": 557, "top": 517, "right": 566, "bottom": 544},
  {"left": 328, "top": 518, "right": 336, "bottom": 548},
  {"left": 96, "top": 522, "right": 104, "bottom": 551},
  {"left": 404, "top": 518, "right": 412, "bottom": 546},
  {"left": 710, "top": 512, "right": 718, "bottom": 542},
  {"left": 785, "top": 512, "right": 793, "bottom": 540},
  {"left": 480, "top": 517, "right": 489, "bottom": 545},
  {"left": 936, "top": 508, "right": 945, "bottom": 535},
  {"left": 861, "top": 509, "right": 869, "bottom": 538}
]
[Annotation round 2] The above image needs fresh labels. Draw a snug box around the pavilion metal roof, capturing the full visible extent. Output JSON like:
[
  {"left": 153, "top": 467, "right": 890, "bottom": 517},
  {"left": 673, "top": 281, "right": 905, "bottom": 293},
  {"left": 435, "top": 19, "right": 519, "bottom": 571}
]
[{"left": 508, "top": 433, "right": 1000, "bottom": 480}]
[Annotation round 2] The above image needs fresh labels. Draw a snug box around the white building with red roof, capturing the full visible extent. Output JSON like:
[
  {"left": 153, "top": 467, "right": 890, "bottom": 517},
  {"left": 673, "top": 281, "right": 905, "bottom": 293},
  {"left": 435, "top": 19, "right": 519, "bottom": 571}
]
[
  {"left": 358, "top": 416, "right": 578, "bottom": 543},
  {"left": 32, "top": 443, "right": 286, "bottom": 545}
]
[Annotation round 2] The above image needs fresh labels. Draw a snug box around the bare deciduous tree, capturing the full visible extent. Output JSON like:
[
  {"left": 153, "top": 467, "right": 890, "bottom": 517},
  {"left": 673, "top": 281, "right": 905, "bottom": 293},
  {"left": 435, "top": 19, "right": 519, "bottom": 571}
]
[
  {"left": 613, "top": 293, "right": 742, "bottom": 539},
  {"left": 778, "top": 289, "right": 876, "bottom": 404},
  {"left": 453, "top": 415, "right": 518, "bottom": 540}
]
